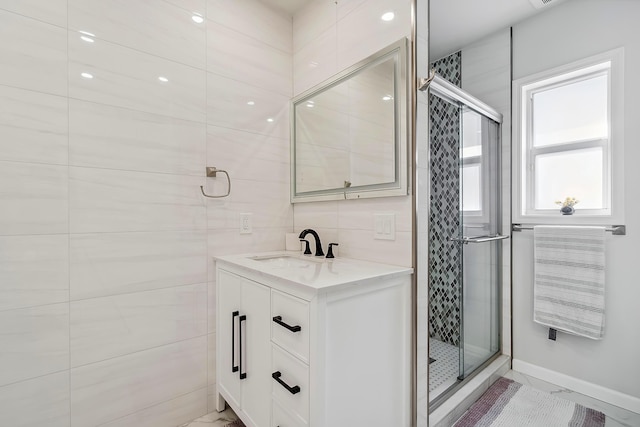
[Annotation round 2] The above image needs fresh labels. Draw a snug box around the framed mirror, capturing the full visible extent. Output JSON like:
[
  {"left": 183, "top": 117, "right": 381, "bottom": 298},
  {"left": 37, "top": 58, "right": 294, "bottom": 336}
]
[{"left": 291, "top": 38, "right": 409, "bottom": 203}]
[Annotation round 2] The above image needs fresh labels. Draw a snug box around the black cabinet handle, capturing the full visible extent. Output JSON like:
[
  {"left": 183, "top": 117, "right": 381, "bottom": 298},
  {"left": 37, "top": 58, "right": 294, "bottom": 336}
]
[
  {"left": 239, "top": 315, "right": 247, "bottom": 380},
  {"left": 272, "top": 316, "right": 301, "bottom": 333},
  {"left": 272, "top": 371, "right": 300, "bottom": 394},
  {"left": 231, "top": 311, "right": 239, "bottom": 373}
]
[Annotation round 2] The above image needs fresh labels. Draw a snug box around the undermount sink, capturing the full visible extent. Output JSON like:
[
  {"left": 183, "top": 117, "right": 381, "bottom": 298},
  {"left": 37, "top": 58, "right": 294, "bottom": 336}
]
[{"left": 249, "top": 254, "right": 324, "bottom": 268}]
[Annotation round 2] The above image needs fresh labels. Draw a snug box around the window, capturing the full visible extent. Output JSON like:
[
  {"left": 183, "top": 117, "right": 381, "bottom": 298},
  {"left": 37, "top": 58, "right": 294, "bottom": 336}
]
[{"left": 513, "top": 49, "right": 624, "bottom": 222}]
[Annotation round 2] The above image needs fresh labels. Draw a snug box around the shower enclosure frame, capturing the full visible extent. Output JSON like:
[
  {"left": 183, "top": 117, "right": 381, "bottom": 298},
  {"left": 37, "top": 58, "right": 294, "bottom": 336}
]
[{"left": 422, "top": 73, "right": 505, "bottom": 411}]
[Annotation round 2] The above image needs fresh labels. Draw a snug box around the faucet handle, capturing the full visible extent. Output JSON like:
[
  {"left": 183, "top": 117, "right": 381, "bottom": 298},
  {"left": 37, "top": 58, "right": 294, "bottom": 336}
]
[
  {"left": 326, "top": 243, "right": 339, "bottom": 259},
  {"left": 300, "top": 239, "right": 312, "bottom": 255}
]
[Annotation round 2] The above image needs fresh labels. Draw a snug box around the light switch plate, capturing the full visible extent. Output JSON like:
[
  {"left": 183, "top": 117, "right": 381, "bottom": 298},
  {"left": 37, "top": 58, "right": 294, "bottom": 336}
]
[
  {"left": 239, "top": 213, "right": 252, "bottom": 234},
  {"left": 374, "top": 213, "right": 395, "bottom": 240}
]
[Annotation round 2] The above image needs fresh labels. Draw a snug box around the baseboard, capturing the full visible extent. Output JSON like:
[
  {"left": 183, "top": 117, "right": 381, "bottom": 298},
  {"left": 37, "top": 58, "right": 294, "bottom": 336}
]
[{"left": 512, "top": 359, "right": 640, "bottom": 414}]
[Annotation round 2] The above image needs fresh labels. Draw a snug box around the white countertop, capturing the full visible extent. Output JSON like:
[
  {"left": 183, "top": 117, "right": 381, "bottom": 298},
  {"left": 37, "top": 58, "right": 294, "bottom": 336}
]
[{"left": 214, "top": 251, "right": 413, "bottom": 292}]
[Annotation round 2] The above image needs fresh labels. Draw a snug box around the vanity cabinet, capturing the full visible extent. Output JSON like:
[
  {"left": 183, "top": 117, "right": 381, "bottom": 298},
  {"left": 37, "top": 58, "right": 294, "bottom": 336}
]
[
  {"left": 217, "top": 270, "right": 271, "bottom": 427},
  {"left": 216, "top": 253, "right": 412, "bottom": 427}
]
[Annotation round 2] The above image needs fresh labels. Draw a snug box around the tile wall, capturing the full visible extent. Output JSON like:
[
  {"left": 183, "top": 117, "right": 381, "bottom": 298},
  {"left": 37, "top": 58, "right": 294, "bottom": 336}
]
[
  {"left": 0, "top": 1, "right": 292, "bottom": 426},
  {"left": 292, "top": 0, "right": 414, "bottom": 267}
]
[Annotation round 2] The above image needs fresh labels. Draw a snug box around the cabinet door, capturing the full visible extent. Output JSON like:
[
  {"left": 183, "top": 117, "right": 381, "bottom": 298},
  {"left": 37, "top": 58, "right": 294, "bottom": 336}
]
[
  {"left": 240, "top": 278, "right": 271, "bottom": 427},
  {"left": 217, "top": 270, "right": 243, "bottom": 410}
]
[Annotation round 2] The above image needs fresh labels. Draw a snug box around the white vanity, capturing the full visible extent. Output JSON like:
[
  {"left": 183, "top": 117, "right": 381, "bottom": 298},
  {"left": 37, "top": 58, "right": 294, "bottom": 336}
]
[{"left": 215, "top": 252, "right": 412, "bottom": 427}]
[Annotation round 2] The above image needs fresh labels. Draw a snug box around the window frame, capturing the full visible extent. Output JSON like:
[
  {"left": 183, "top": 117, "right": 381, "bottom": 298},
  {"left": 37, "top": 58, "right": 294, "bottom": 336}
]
[{"left": 512, "top": 48, "right": 625, "bottom": 225}]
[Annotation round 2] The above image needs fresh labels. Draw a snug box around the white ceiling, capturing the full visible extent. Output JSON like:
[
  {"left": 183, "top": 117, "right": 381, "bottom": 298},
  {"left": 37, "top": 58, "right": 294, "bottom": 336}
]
[{"left": 259, "top": 0, "right": 564, "bottom": 60}]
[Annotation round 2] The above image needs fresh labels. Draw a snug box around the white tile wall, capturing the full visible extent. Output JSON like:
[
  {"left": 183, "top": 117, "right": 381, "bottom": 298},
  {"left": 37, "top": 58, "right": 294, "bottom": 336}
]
[
  {"left": 0, "top": 235, "right": 69, "bottom": 311},
  {"left": 0, "top": 304, "right": 69, "bottom": 386},
  {"left": 0, "top": 86, "right": 68, "bottom": 165},
  {"left": 0, "top": 372, "right": 70, "bottom": 427},
  {"left": 69, "top": 100, "right": 206, "bottom": 175},
  {"left": 0, "top": 0, "right": 292, "bottom": 425},
  {"left": 0, "top": 10, "right": 67, "bottom": 96},
  {"left": 70, "top": 337, "right": 207, "bottom": 426},
  {"left": 0, "top": 161, "right": 68, "bottom": 235},
  {"left": 292, "top": 0, "right": 413, "bottom": 267},
  {"left": 70, "top": 230, "right": 207, "bottom": 300}
]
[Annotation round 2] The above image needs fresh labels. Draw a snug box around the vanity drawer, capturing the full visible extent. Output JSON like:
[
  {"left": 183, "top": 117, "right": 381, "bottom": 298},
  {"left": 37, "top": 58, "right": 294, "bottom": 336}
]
[
  {"left": 271, "top": 344, "right": 309, "bottom": 424},
  {"left": 272, "top": 398, "right": 306, "bottom": 427},
  {"left": 271, "top": 290, "right": 309, "bottom": 363}
]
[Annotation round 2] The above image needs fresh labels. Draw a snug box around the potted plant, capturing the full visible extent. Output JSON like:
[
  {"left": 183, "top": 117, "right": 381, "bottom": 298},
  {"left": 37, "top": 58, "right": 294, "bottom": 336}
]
[{"left": 555, "top": 197, "right": 579, "bottom": 215}]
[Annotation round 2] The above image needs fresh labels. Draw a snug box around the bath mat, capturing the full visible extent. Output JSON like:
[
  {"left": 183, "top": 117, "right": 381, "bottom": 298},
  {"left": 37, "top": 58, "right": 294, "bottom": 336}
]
[
  {"left": 224, "top": 419, "right": 245, "bottom": 427},
  {"left": 453, "top": 377, "right": 605, "bottom": 427}
]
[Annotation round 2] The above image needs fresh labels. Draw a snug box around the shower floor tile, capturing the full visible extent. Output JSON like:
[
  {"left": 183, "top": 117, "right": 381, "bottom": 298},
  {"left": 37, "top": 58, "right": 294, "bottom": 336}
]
[{"left": 429, "top": 338, "right": 460, "bottom": 396}]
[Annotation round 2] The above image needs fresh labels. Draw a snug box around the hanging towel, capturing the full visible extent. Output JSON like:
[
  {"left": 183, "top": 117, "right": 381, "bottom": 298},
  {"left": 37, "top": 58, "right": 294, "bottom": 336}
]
[{"left": 533, "top": 226, "right": 606, "bottom": 340}]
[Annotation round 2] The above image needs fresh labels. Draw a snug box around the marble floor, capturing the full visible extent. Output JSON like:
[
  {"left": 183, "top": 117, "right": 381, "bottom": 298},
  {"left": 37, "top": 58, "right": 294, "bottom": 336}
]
[{"left": 180, "top": 407, "right": 238, "bottom": 427}]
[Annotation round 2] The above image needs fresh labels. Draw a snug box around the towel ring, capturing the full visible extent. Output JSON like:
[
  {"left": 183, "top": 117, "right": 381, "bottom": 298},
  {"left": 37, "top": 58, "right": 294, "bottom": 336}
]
[{"left": 200, "top": 167, "right": 231, "bottom": 198}]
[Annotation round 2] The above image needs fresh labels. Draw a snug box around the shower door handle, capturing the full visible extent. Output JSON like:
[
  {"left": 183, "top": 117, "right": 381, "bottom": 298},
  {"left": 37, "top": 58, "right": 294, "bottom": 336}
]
[{"left": 450, "top": 234, "right": 509, "bottom": 244}]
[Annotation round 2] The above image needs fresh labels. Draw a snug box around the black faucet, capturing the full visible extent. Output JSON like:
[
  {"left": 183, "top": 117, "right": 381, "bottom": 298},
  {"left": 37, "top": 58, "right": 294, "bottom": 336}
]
[{"left": 298, "top": 229, "right": 324, "bottom": 257}]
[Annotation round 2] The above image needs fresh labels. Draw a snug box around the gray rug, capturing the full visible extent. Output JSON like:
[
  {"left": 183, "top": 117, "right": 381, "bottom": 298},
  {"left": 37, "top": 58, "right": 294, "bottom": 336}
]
[{"left": 454, "top": 377, "right": 605, "bottom": 426}]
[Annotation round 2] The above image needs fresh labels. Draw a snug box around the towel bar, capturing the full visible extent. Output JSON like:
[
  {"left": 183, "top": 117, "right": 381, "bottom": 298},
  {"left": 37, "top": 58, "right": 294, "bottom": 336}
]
[
  {"left": 512, "top": 224, "right": 626, "bottom": 235},
  {"left": 200, "top": 167, "right": 231, "bottom": 198}
]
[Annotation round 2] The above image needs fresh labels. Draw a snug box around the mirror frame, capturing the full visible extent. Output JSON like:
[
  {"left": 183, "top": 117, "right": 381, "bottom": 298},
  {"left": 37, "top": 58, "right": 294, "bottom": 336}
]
[{"left": 290, "top": 37, "right": 410, "bottom": 203}]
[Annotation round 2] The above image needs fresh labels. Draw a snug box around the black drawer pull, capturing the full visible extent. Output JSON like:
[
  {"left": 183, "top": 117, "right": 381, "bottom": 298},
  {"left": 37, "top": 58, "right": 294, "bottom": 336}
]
[
  {"left": 272, "top": 371, "right": 300, "bottom": 394},
  {"left": 272, "top": 316, "right": 301, "bottom": 333},
  {"left": 231, "top": 311, "right": 239, "bottom": 373},
  {"left": 239, "top": 315, "right": 246, "bottom": 380}
]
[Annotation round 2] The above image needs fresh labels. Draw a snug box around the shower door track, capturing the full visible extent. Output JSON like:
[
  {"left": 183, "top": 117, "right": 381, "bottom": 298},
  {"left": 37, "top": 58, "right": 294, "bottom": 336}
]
[{"left": 422, "top": 74, "right": 503, "bottom": 124}]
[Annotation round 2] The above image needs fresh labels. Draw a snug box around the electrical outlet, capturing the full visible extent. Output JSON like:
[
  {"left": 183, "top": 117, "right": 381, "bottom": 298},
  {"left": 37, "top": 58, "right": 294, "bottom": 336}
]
[
  {"left": 374, "top": 213, "right": 395, "bottom": 240},
  {"left": 239, "top": 213, "right": 252, "bottom": 234}
]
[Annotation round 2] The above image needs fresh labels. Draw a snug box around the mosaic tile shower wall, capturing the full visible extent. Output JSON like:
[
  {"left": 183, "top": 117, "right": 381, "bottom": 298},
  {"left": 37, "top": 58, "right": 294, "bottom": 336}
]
[{"left": 429, "top": 51, "right": 462, "bottom": 346}]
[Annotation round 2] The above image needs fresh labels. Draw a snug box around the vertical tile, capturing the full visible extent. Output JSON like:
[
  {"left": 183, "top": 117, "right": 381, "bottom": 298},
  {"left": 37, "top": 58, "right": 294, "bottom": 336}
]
[
  {"left": 0, "top": 372, "right": 70, "bottom": 427},
  {"left": 100, "top": 388, "right": 208, "bottom": 427},
  {"left": 205, "top": 0, "right": 292, "bottom": 53},
  {"left": 207, "top": 125, "right": 289, "bottom": 184},
  {"left": 0, "top": 235, "right": 69, "bottom": 311},
  {"left": 0, "top": 86, "right": 68, "bottom": 165},
  {"left": 336, "top": 0, "right": 412, "bottom": 71},
  {"left": 207, "top": 227, "right": 289, "bottom": 260},
  {"left": 0, "top": 161, "right": 68, "bottom": 236},
  {"left": 206, "top": 72, "right": 289, "bottom": 139},
  {"left": 337, "top": 229, "right": 411, "bottom": 267},
  {"left": 293, "top": 0, "right": 336, "bottom": 53},
  {"left": 68, "top": 0, "right": 206, "bottom": 68},
  {"left": 70, "top": 230, "right": 207, "bottom": 300},
  {"left": 0, "top": 304, "right": 69, "bottom": 387},
  {"left": 71, "top": 284, "right": 207, "bottom": 367},
  {"left": 206, "top": 179, "right": 293, "bottom": 230},
  {"left": 207, "top": 21, "right": 292, "bottom": 97},
  {"left": 69, "top": 100, "right": 206, "bottom": 176},
  {"left": 293, "top": 27, "right": 338, "bottom": 95},
  {"left": 68, "top": 33, "right": 206, "bottom": 122},
  {"left": 207, "top": 332, "right": 216, "bottom": 403},
  {"left": 69, "top": 167, "right": 206, "bottom": 233},
  {"left": 71, "top": 337, "right": 207, "bottom": 427},
  {"left": 0, "top": 10, "right": 67, "bottom": 96},
  {"left": 0, "top": 0, "right": 67, "bottom": 27}
]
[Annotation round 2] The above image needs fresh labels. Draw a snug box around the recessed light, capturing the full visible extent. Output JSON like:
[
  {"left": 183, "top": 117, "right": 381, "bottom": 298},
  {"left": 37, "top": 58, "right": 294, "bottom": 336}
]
[
  {"left": 267, "top": 118, "right": 274, "bottom": 123},
  {"left": 81, "top": 72, "right": 94, "bottom": 79},
  {"left": 382, "top": 95, "right": 393, "bottom": 101},
  {"left": 78, "top": 30, "right": 96, "bottom": 37},
  {"left": 191, "top": 14, "right": 204, "bottom": 24},
  {"left": 158, "top": 76, "right": 169, "bottom": 83},
  {"left": 80, "top": 35, "right": 94, "bottom": 43},
  {"left": 381, "top": 11, "right": 395, "bottom": 21},
  {"left": 247, "top": 101, "right": 255, "bottom": 106},
  {"left": 309, "top": 61, "right": 319, "bottom": 68}
]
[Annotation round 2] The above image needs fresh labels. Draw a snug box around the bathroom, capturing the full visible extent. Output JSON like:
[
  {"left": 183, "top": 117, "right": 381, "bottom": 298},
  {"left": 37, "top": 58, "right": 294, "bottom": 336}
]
[{"left": 0, "top": 0, "right": 638, "bottom": 426}]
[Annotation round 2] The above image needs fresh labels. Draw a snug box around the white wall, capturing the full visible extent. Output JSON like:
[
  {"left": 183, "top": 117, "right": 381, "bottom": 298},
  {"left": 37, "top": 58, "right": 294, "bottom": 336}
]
[
  {"left": 292, "top": 0, "right": 414, "bottom": 267},
  {"left": 511, "top": 0, "right": 640, "bottom": 409},
  {"left": 0, "top": 0, "right": 292, "bottom": 425}
]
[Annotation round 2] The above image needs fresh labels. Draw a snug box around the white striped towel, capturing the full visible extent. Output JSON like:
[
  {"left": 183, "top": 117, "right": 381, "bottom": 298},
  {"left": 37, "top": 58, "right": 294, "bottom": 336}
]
[{"left": 533, "top": 226, "right": 606, "bottom": 340}]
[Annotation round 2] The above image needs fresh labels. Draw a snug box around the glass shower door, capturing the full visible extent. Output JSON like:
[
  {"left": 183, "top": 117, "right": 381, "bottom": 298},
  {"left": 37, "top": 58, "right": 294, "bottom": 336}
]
[{"left": 458, "top": 107, "right": 502, "bottom": 379}]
